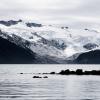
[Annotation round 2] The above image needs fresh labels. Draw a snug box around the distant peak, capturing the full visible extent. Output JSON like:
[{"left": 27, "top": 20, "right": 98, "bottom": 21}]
[
  {"left": 26, "top": 22, "right": 42, "bottom": 27},
  {"left": 0, "top": 19, "right": 23, "bottom": 26}
]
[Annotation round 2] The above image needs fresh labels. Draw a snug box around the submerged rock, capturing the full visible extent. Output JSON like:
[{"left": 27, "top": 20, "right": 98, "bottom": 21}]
[
  {"left": 20, "top": 73, "right": 24, "bottom": 74},
  {"left": 33, "top": 76, "right": 48, "bottom": 78},
  {"left": 50, "top": 72, "right": 56, "bottom": 74},
  {"left": 43, "top": 76, "right": 48, "bottom": 78},
  {"left": 33, "top": 76, "right": 42, "bottom": 78}
]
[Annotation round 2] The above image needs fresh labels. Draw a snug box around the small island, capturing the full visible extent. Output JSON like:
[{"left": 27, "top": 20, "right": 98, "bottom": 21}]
[
  {"left": 42, "top": 69, "right": 100, "bottom": 75},
  {"left": 55, "top": 69, "right": 100, "bottom": 75},
  {"left": 19, "top": 69, "right": 100, "bottom": 78}
]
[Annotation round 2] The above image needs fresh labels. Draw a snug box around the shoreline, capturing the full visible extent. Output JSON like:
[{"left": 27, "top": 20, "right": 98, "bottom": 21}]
[{"left": 20, "top": 69, "right": 100, "bottom": 77}]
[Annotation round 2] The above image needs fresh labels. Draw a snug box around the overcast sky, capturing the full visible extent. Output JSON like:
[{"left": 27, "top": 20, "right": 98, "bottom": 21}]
[{"left": 0, "top": 0, "right": 100, "bottom": 27}]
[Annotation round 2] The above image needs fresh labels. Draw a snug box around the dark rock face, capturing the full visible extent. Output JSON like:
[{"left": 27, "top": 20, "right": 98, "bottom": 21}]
[
  {"left": 74, "top": 50, "right": 100, "bottom": 64},
  {"left": 83, "top": 43, "right": 98, "bottom": 50},
  {"left": 26, "top": 23, "right": 42, "bottom": 27},
  {"left": 0, "top": 36, "right": 36, "bottom": 64},
  {"left": 0, "top": 20, "right": 22, "bottom": 26},
  {"left": 50, "top": 39, "right": 67, "bottom": 50},
  {"left": 38, "top": 38, "right": 67, "bottom": 50}
]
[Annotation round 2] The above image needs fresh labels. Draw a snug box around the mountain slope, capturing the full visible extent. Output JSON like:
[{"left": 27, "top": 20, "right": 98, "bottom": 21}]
[
  {"left": 74, "top": 50, "right": 100, "bottom": 64},
  {"left": 0, "top": 19, "right": 100, "bottom": 63},
  {"left": 0, "top": 36, "right": 36, "bottom": 64},
  {"left": 0, "top": 36, "right": 69, "bottom": 64}
]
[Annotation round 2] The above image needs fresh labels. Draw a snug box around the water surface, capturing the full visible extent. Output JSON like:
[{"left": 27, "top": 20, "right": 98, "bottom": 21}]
[{"left": 0, "top": 65, "right": 100, "bottom": 100}]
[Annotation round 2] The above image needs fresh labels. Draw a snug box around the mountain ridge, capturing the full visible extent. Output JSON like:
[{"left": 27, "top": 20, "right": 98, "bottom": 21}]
[{"left": 0, "top": 19, "right": 100, "bottom": 63}]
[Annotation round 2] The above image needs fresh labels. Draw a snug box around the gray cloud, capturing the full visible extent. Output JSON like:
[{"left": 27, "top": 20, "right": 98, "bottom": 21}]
[{"left": 0, "top": 0, "right": 100, "bottom": 27}]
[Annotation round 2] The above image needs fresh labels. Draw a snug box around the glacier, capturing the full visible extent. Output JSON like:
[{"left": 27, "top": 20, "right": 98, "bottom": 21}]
[{"left": 0, "top": 20, "right": 100, "bottom": 63}]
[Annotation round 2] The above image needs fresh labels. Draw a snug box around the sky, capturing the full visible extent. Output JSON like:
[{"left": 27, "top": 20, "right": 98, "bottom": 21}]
[{"left": 0, "top": 0, "right": 100, "bottom": 27}]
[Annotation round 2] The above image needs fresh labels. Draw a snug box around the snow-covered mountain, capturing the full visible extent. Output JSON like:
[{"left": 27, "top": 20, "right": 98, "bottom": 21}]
[{"left": 0, "top": 20, "right": 100, "bottom": 63}]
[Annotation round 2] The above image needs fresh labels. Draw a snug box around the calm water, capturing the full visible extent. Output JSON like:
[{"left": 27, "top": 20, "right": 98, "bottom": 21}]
[{"left": 0, "top": 65, "right": 100, "bottom": 100}]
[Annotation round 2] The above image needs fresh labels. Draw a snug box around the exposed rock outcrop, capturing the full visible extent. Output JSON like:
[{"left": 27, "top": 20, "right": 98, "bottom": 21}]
[{"left": 0, "top": 20, "right": 22, "bottom": 26}]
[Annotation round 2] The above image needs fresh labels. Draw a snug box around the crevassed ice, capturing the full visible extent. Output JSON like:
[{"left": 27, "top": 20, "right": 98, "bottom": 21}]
[{"left": 0, "top": 21, "right": 100, "bottom": 58}]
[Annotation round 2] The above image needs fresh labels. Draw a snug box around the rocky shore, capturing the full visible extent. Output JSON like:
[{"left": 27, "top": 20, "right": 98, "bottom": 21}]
[
  {"left": 19, "top": 69, "right": 100, "bottom": 79},
  {"left": 58, "top": 69, "right": 100, "bottom": 75},
  {"left": 42, "top": 69, "right": 100, "bottom": 75}
]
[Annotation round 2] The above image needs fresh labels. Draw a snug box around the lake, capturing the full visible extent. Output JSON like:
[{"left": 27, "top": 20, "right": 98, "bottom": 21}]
[{"left": 0, "top": 65, "right": 100, "bottom": 100}]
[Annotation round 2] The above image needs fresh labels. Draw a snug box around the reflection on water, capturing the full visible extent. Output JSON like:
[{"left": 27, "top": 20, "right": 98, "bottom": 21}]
[{"left": 0, "top": 65, "right": 100, "bottom": 100}]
